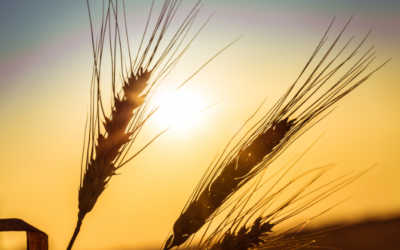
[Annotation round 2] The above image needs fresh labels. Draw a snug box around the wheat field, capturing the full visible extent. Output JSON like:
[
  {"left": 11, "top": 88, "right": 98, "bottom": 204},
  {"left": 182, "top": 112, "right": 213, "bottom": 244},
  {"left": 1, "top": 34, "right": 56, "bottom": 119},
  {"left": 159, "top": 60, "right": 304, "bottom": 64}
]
[{"left": 0, "top": 0, "right": 399, "bottom": 249}]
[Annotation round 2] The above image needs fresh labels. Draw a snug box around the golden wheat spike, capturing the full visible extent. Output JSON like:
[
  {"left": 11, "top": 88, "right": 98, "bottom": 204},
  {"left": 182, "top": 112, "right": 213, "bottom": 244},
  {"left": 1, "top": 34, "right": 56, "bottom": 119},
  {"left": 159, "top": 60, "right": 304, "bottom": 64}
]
[{"left": 67, "top": 0, "right": 207, "bottom": 249}]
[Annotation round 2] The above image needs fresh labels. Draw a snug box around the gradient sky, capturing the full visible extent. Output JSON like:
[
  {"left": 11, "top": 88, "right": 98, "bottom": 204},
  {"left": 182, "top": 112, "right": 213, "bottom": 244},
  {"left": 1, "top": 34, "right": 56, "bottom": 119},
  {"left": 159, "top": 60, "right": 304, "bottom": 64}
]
[{"left": 0, "top": 0, "right": 399, "bottom": 249}]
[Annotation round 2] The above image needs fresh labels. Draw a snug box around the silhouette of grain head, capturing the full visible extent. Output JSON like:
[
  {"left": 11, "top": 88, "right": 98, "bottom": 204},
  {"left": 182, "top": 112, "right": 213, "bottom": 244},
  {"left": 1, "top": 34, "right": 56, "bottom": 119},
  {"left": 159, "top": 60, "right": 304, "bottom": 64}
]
[
  {"left": 68, "top": 0, "right": 208, "bottom": 249},
  {"left": 165, "top": 119, "right": 295, "bottom": 248},
  {"left": 195, "top": 159, "right": 370, "bottom": 250},
  {"left": 208, "top": 217, "right": 274, "bottom": 250},
  {"left": 163, "top": 17, "right": 390, "bottom": 250},
  {"left": 78, "top": 68, "right": 150, "bottom": 218}
]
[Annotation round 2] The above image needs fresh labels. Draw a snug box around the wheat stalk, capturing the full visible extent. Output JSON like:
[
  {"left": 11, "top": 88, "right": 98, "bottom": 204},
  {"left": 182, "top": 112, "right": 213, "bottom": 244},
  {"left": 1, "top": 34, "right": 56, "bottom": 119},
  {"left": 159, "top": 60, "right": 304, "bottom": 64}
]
[
  {"left": 67, "top": 0, "right": 208, "bottom": 249},
  {"left": 163, "top": 18, "right": 390, "bottom": 250}
]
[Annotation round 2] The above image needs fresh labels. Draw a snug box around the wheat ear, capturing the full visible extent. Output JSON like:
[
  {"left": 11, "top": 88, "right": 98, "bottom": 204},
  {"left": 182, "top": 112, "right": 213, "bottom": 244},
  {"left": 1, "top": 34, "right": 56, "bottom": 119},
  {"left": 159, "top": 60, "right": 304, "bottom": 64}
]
[
  {"left": 200, "top": 161, "right": 370, "bottom": 250},
  {"left": 67, "top": 0, "right": 207, "bottom": 249},
  {"left": 208, "top": 217, "right": 274, "bottom": 250},
  {"left": 77, "top": 68, "right": 150, "bottom": 214},
  {"left": 163, "top": 18, "right": 390, "bottom": 250},
  {"left": 68, "top": 69, "right": 150, "bottom": 249}
]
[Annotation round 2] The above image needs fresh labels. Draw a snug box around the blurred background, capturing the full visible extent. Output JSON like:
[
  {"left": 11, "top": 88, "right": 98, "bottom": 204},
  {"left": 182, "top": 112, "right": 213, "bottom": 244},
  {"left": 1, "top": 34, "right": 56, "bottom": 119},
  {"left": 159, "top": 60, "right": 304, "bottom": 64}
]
[{"left": 0, "top": 0, "right": 399, "bottom": 249}]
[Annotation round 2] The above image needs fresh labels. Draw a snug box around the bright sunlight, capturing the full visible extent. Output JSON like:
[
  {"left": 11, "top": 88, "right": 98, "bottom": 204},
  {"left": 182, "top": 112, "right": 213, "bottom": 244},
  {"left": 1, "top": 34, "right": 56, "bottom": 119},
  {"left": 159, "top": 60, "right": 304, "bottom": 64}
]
[{"left": 151, "top": 88, "right": 207, "bottom": 131}]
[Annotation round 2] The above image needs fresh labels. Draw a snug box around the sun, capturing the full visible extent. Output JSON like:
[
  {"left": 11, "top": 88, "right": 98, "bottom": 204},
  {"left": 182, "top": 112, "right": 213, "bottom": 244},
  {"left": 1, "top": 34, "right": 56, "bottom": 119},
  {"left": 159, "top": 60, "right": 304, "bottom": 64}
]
[{"left": 150, "top": 88, "right": 207, "bottom": 131}]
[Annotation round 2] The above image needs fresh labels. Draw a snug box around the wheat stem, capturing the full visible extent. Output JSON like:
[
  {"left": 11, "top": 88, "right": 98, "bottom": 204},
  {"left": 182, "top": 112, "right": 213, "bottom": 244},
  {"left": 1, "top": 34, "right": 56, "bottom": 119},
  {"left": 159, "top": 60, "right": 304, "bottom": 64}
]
[{"left": 66, "top": 215, "right": 84, "bottom": 250}]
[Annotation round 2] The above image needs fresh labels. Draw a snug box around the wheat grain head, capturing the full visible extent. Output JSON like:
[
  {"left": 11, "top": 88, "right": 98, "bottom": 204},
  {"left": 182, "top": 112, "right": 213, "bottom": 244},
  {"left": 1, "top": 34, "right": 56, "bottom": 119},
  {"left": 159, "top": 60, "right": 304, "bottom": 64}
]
[{"left": 68, "top": 0, "right": 208, "bottom": 249}]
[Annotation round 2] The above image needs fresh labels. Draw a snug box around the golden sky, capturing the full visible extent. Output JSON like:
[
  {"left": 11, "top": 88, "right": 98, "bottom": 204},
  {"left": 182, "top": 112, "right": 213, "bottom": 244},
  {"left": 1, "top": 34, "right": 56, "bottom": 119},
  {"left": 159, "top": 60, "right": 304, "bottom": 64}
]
[{"left": 0, "top": 0, "right": 399, "bottom": 249}]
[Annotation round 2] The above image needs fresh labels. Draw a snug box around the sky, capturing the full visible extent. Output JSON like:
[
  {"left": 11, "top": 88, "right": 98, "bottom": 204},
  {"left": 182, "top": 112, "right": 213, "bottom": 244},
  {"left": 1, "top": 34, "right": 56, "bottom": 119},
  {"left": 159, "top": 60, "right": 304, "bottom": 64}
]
[{"left": 0, "top": 0, "right": 399, "bottom": 249}]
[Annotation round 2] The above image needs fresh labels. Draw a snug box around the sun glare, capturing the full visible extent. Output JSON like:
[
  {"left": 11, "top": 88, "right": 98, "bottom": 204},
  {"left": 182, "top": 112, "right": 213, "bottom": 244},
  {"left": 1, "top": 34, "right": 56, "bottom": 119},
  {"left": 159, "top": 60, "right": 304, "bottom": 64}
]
[{"left": 151, "top": 88, "right": 207, "bottom": 131}]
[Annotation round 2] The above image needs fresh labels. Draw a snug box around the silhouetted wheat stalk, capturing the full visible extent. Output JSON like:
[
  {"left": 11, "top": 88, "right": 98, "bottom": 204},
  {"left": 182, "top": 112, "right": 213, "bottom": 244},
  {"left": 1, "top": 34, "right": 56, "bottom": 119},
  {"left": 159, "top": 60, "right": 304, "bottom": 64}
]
[
  {"left": 163, "top": 17, "right": 390, "bottom": 250},
  {"left": 67, "top": 0, "right": 218, "bottom": 249}
]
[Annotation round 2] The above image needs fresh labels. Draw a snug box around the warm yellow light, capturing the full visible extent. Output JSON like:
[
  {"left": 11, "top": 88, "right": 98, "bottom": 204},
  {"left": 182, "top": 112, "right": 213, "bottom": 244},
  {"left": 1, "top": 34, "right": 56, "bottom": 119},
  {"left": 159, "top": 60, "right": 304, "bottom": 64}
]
[{"left": 151, "top": 88, "right": 206, "bottom": 131}]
